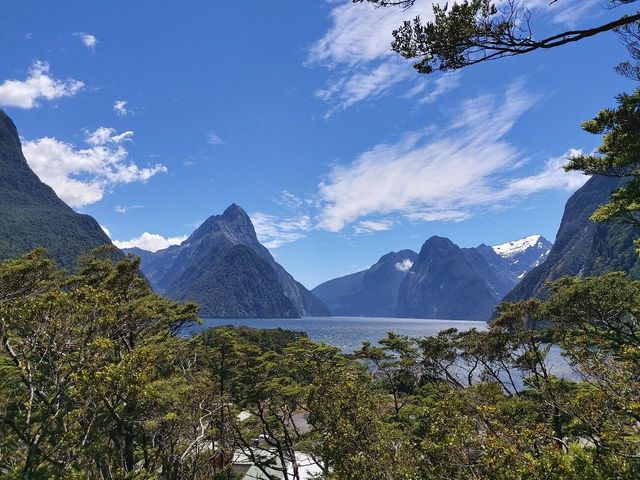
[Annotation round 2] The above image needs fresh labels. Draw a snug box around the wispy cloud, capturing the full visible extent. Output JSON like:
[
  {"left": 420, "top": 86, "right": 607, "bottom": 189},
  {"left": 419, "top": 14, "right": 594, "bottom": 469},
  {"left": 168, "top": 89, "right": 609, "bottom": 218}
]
[
  {"left": 307, "top": 0, "right": 605, "bottom": 116},
  {"left": 251, "top": 212, "right": 312, "bottom": 249},
  {"left": 354, "top": 219, "right": 395, "bottom": 235},
  {"left": 22, "top": 127, "right": 167, "bottom": 208},
  {"left": 207, "top": 132, "right": 225, "bottom": 145},
  {"left": 315, "top": 82, "right": 587, "bottom": 231},
  {"left": 308, "top": 0, "right": 455, "bottom": 116},
  {"left": 314, "top": 60, "right": 412, "bottom": 118},
  {"left": 307, "top": 1, "right": 430, "bottom": 67},
  {"left": 114, "top": 205, "right": 142, "bottom": 214},
  {"left": 0, "top": 61, "right": 84, "bottom": 109},
  {"left": 74, "top": 32, "right": 98, "bottom": 51},
  {"left": 278, "top": 190, "right": 305, "bottom": 210},
  {"left": 113, "top": 99, "right": 132, "bottom": 116},
  {"left": 519, "top": 0, "right": 602, "bottom": 27},
  {"left": 502, "top": 149, "right": 588, "bottom": 196},
  {"left": 419, "top": 72, "right": 462, "bottom": 104},
  {"left": 113, "top": 232, "right": 187, "bottom": 252}
]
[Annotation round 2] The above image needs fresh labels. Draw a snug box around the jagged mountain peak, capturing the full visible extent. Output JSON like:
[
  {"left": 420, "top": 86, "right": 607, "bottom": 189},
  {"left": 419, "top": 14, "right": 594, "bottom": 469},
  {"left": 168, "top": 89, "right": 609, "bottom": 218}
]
[
  {"left": 0, "top": 110, "right": 20, "bottom": 144},
  {"left": 490, "top": 234, "right": 553, "bottom": 280},
  {"left": 398, "top": 235, "right": 515, "bottom": 321},
  {"left": 185, "top": 203, "right": 257, "bottom": 246},
  {"left": 221, "top": 202, "right": 250, "bottom": 221},
  {"left": 375, "top": 249, "right": 418, "bottom": 265},
  {"left": 420, "top": 235, "right": 458, "bottom": 253},
  {"left": 492, "top": 234, "right": 550, "bottom": 258},
  {"left": 133, "top": 203, "right": 328, "bottom": 317}
]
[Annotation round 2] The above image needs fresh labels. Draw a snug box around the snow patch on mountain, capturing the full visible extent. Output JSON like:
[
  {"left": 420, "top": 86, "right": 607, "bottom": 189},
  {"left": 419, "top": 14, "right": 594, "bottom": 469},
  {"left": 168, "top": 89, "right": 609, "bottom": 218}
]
[
  {"left": 492, "top": 235, "right": 543, "bottom": 258},
  {"left": 491, "top": 234, "right": 553, "bottom": 281}
]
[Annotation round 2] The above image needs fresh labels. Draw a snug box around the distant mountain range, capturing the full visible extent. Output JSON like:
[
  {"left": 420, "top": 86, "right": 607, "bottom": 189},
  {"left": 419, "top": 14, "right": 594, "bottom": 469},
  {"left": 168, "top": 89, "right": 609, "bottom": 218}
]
[
  {"left": 313, "top": 233, "right": 551, "bottom": 320},
  {"left": 312, "top": 250, "right": 419, "bottom": 317},
  {"left": 504, "top": 175, "right": 640, "bottom": 302},
  {"left": 5, "top": 106, "right": 636, "bottom": 323},
  {"left": 125, "top": 204, "right": 329, "bottom": 318},
  {"left": 0, "top": 110, "right": 113, "bottom": 268}
]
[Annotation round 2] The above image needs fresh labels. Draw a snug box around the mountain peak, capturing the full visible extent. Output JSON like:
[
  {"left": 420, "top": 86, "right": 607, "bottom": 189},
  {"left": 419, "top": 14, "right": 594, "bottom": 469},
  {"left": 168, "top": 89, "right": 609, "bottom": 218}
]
[
  {"left": 420, "top": 235, "right": 457, "bottom": 254},
  {"left": 492, "top": 234, "right": 550, "bottom": 258},
  {"left": 0, "top": 109, "right": 114, "bottom": 268},
  {"left": 0, "top": 110, "right": 21, "bottom": 149},
  {"left": 376, "top": 249, "right": 418, "bottom": 265},
  {"left": 222, "top": 203, "right": 249, "bottom": 221},
  {"left": 185, "top": 203, "right": 254, "bottom": 245},
  {"left": 490, "top": 234, "right": 553, "bottom": 281}
]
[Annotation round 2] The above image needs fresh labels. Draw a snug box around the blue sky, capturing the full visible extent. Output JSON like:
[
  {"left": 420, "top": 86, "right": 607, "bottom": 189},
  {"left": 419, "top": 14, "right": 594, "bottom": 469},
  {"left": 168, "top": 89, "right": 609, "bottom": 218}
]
[{"left": 1, "top": 0, "right": 637, "bottom": 288}]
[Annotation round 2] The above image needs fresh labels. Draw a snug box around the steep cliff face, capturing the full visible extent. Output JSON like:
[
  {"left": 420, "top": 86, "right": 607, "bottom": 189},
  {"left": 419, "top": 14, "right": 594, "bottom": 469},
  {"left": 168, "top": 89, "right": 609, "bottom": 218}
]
[
  {"left": 129, "top": 204, "right": 328, "bottom": 318},
  {"left": 397, "top": 236, "right": 514, "bottom": 321},
  {"left": 313, "top": 232, "right": 553, "bottom": 320},
  {"left": 312, "top": 250, "right": 418, "bottom": 316},
  {"left": 504, "top": 175, "right": 640, "bottom": 302},
  {"left": 167, "top": 244, "right": 298, "bottom": 318},
  {"left": 0, "top": 110, "right": 113, "bottom": 268}
]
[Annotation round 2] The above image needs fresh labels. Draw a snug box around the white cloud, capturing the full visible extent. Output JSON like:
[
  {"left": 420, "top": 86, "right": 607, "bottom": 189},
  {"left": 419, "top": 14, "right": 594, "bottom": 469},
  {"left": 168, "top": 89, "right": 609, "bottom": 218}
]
[
  {"left": 100, "top": 225, "right": 111, "bottom": 237},
  {"left": 74, "top": 32, "right": 98, "bottom": 50},
  {"left": 22, "top": 127, "right": 167, "bottom": 208},
  {"left": 354, "top": 219, "right": 394, "bottom": 234},
  {"left": 113, "top": 233, "right": 187, "bottom": 252},
  {"left": 207, "top": 132, "right": 225, "bottom": 145},
  {"left": 113, "top": 100, "right": 132, "bottom": 116},
  {"left": 309, "top": 1, "right": 596, "bottom": 69},
  {"left": 85, "top": 126, "right": 133, "bottom": 146},
  {"left": 0, "top": 61, "right": 84, "bottom": 109},
  {"left": 251, "top": 212, "right": 311, "bottom": 249},
  {"left": 114, "top": 205, "right": 142, "bottom": 214},
  {"left": 307, "top": 0, "right": 604, "bottom": 116},
  {"left": 420, "top": 72, "right": 462, "bottom": 104},
  {"left": 278, "top": 190, "right": 304, "bottom": 210},
  {"left": 401, "top": 82, "right": 427, "bottom": 99},
  {"left": 518, "top": 0, "right": 601, "bottom": 27},
  {"left": 395, "top": 258, "right": 414, "bottom": 272},
  {"left": 503, "top": 149, "right": 588, "bottom": 196},
  {"left": 315, "top": 60, "right": 412, "bottom": 118},
  {"left": 308, "top": 1, "right": 438, "bottom": 115},
  {"left": 308, "top": 1, "right": 431, "bottom": 67},
  {"left": 315, "top": 82, "right": 587, "bottom": 232}
]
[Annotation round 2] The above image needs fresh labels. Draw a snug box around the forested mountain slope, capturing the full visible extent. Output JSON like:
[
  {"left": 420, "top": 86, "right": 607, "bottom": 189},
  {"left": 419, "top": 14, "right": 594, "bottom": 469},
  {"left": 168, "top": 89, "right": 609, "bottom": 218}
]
[{"left": 0, "top": 110, "right": 113, "bottom": 268}]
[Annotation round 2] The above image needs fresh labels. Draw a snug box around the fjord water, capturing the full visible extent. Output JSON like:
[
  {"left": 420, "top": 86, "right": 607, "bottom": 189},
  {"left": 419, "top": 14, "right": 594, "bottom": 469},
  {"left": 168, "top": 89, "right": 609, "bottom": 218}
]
[
  {"left": 185, "top": 316, "right": 574, "bottom": 378},
  {"left": 186, "top": 316, "right": 484, "bottom": 352}
]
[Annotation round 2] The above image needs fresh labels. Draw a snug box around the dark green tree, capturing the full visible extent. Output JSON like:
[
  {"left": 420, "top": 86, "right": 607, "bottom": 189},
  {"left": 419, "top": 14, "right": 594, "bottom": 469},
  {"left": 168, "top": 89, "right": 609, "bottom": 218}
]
[
  {"left": 355, "top": 0, "right": 640, "bottom": 74},
  {"left": 565, "top": 88, "right": 640, "bottom": 226}
]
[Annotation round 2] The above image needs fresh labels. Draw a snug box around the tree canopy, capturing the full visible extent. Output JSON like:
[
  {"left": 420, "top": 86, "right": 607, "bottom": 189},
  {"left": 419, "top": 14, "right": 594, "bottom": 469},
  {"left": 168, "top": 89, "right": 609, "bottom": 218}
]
[
  {"left": 355, "top": 0, "right": 640, "bottom": 73},
  {"left": 2, "top": 248, "right": 640, "bottom": 478}
]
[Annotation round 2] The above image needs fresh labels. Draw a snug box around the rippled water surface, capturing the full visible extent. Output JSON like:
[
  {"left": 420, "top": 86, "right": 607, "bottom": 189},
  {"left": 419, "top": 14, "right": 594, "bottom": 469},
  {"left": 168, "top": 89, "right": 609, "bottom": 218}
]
[
  {"left": 184, "top": 316, "right": 576, "bottom": 379},
  {"left": 185, "top": 316, "right": 484, "bottom": 352}
]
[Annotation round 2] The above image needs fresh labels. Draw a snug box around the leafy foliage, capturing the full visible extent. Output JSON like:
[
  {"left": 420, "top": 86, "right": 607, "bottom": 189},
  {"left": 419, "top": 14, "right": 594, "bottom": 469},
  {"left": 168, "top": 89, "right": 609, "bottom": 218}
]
[
  {"left": 2, "top": 249, "right": 640, "bottom": 478},
  {"left": 566, "top": 89, "right": 640, "bottom": 227},
  {"left": 355, "top": 0, "right": 640, "bottom": 74}
]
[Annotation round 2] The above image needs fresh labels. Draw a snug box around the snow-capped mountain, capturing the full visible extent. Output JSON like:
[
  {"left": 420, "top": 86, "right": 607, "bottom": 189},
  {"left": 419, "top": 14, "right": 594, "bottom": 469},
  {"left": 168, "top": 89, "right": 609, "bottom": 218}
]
[{"left": 492, "top": 235, "right": 553, "bottom": 279}]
